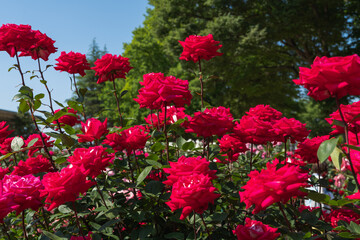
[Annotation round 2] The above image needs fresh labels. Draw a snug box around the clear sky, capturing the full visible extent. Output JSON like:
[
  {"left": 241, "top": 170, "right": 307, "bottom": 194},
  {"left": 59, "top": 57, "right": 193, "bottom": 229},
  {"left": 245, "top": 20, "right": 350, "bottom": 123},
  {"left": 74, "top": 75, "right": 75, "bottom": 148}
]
[{"left": 0, "top": 0, "right": 149, "bottom": 112}]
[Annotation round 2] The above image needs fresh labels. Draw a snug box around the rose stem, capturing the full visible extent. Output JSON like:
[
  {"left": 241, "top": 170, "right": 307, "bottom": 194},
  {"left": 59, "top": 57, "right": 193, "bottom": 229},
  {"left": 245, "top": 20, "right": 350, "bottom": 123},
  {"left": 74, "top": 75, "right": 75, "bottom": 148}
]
[
  {"left": 278, "top": 203, "right": 293, "bottom": 232},
  {"left": 37, "top": 57, "right": 64, "bottom": 134},
  {"left": 336, "top": 98, "right": 360, "bottom": 189},
  {"left": 198, "top": 59, "right": 204, "bottom": 108},
  {"left": 193, "top": 211, "right": 197, "bottom": 240},
  {"left": 111, "top": 76, "right": 123, "bottom": 127},
  {"left": 200, "top": 214, "right": 211, "bottom": 236},
  {"left": 73, "top": 74, "right": 87, "bottom": 121},
  {"left": 15, "top": 52, "right": 57, "bottom": 171},
  {"left": 72, "top": 202, "right": 86, "bottom": 240},
  {"left": 22, "top": 211, "right": 29, "bottom": 240},
  {"left": 163, "top": 103, "right": 170, "bottom": 164}
]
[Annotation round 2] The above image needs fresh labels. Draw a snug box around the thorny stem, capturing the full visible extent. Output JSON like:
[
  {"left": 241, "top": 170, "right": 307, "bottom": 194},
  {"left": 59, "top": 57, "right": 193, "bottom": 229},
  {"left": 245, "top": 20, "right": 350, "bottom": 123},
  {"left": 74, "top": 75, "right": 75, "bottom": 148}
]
[
  {"left": 112, "top": 77, "right": 123, "bottom": 127},
  {"left": 200, "top": 214, "right": 211, "bottom": 236},
  {"left": 198, "top": 59, "right": 204, "bottom": 108},
  {"left": 73, "top": 74, "right": 87, "bottom": 121},
  {"left": 37, "top": 57, "right": 64, "bottom": 135},
  {"left": 164, "top": 103, "right": 170, "bottom": 164},
  {"left": 22, "top": 211, "right": 29, "bottom": 240},
  {"left": 278, "top": 203, "right": 293, "bottom": 232},
  {"left": 15, "top": 53, "right": 57, "bottom": 171},
  {"left": 95, "top": 180, "right": 108, "bottom": 209},
  {"left": 336, "top": 98, "right": 360, "bottom": 189},
  {"left": 72, "top": 202, "right": 86, "bottom": 240}
]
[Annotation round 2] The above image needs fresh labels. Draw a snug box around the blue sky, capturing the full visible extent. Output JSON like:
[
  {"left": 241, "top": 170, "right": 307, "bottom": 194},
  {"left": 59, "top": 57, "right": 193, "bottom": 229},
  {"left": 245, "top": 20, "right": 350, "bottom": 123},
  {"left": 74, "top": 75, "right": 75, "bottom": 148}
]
[{"left": 0, "top": 0, "right": 149, "bottom": 112}]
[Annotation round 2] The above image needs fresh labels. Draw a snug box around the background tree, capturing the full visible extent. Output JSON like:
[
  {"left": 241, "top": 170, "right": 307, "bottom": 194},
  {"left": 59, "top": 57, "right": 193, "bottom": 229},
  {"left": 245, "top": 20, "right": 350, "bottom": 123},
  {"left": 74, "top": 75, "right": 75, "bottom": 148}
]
[{"left": 91, "top": 0, "right": 360, "bottom": 134}]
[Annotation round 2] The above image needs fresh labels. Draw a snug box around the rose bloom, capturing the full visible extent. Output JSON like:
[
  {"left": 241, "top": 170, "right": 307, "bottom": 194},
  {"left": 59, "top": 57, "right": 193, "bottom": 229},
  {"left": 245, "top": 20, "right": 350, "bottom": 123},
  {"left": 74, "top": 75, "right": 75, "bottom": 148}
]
[
  {"left": 67, "top": 146, "right": 114, "bottom": 179},
  {"left": 52, "top": 107, "right": 80, "bottom": 127},
  {"left": 218, "top": 134, "right": 248, "bottom": 162},
  {"left": 40, "top": 166, "right": 95, "bottom": 211},
  {"left": 185, "top": 106, "right": 234, "bottom": 138},
  {"left": 163, "top": 155, "right": 217, "bottom": 186},
  {"left": 103, "top": 125, "right": 150, "bottom": 155},
  {"left": 92, "top": 53, "right": 133, "bottom": 84},
  {"left": 2, "top": 174, "right": 44, "bottom": 215},
  {"left": 25, "top": 133, "right": 54, "bottom": 157},
  {"left": 272, "top": 117, "right": 310, "bottom": 143},
  {"left": 233, "top": 218, "right": 280, "bottom": 240},
  {"left": 19, "top": 30, "right": 57, "bottom": 61},
  {"left": 293, "top": 54, "right": 360, "bottom": 100},
  {"left": 294, "top": 135, "right": 330, "bottom": 164},
  {"left": 326, "top": 101, "right": 360, "bottom": 135},
  {"left": 334, "top": 174, "right": 346, "bottom": 188},
  {"left": 179, "top": 34, "right": 223, "bottom": 63},
  {"left": 0, "top": 137, "right": 16, "bottom": 155},
  {"left": 347, "top": 149, "right": 360, "bottom": 174},
  {"left": 11, "top": 154, "right": 52, "bottom": 176},
  {"left": 134, "top": 72, "right": 192, "bottom": 110},
  {"left": 0, "top": 189, "right": 18, "bottom": 222},
  {"left": 0, "top": 121, "right": 13, "bottom": 144},
  {"left": 323, "top": 208, "right": 360, "bottom": 228},
  {"left": 77, "top": 118, "right": 109, "bottom": 143},
  {"left": 166, "top": 173, "right": 220, "bottom": 220},
  {"left": 240, "top": 159, "right": 310, "bottom": 214},
  {"left": 0, "top": 24, "right": 35, "bottom": 57},
  {"left": 144, "top": 106, "right": 189, "bottom": 129},
  {"left": 54, "top": 51, "right": 90, "bottom": 76},
  {"left": 246, "top": 105, "right": 283, "bottom": 122}
]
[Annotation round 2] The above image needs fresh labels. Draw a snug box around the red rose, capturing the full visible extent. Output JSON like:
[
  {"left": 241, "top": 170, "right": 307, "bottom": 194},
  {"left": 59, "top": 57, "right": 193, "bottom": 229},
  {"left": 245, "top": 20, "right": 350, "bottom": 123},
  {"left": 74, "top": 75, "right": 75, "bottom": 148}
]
[
  {"left": 25, "top": 133, "right": 54, "bottom": 157},
  {"left": 0, "top": 121, "right": 14, "bottom": 144},
  {"left": 179, "top": 34, "right": 223, "bottom": 63},
  {"left": 92, "top": 53, "right": 133, "bottom": 84},
  {"left": 103, "top": 125, "right": 150, "bottom": 155},
  {"left": 54, "top": 51, "right": 90, "bottom": 76},
  {"left": 240, "top": 159, "right": 309, "bottom": 214},
  {"left": 53, "top": 107, "right": 80, "bottom": 127},
  {"left": 233, "top": 218, "right": 280, "bottom": 240},
  {"left": 0, "top": 24, "right": 36, "bottom": 57},
  {"left": 246, "top": 105, "right": 283, "bottom": 121},
  {"left": 54, "top": 51, "right": 90, "bottom": 77},
  {"left": 11, "top": 155, "right": 52, "bottom": 176},
  {"left": 166, "top": 173, "right": 220, "bottom": 220},
  {"left": 295, "top": 135, "right": 330, "bottom": 164},
  {"left": 326, "top": 101, "right": 360, "bottom": 135},
  {"left": 77, "top": 118, "right": 108, "bottom": 143},
  {"left": 0, "top": 137, "right": 15, "bottom": 155},
  {"left": 185, "top": 106, "right": 234, "bottom": 138},
  {"left": 19, "top": 30, "right": 57, "bottom": 61},
  {"left": 134, "top": 72, "right": 192, "bottom": 110},
  {"left": 293, "top": 54, "right": 360, "bottom": 100},
  {"left": 323, "top": 208, "right": 360, "bottom": 228},
  {"left": 163, "top": 156, "right": 217, "bottom": 186},
  {"left": 0, "top": 190, "right": 18, "bottom": 222},
  {"left": 234, "top": 115, "right": 277, "bottom": 145},
  {"left": 70, "top": 232, "right": 93, "bottom": 240},
  {"left": 40, "top": 166, "right": 95, "bottom": 211},
  {"left": 2, "top": 174, "right": 44, "bottom": 214},
  {"left": 218, "top": 134, "right": 248, "bottom": 162},
  {"left": 272, "top": 117, "right": 310, "bottom": 143},
  {"left": 144, "top": 106, "right": 188, "bottom": 129},
  {"left": 67, "top": 146, "right": 113, "bottom": 179}
]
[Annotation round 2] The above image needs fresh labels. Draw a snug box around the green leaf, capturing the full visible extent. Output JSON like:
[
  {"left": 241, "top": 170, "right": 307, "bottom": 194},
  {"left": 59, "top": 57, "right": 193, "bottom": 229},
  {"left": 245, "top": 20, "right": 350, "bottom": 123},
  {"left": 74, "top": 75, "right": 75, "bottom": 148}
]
[
  {"left": 59, "top": 134, "right": 75, "bottom": 147},
  {"left": 305, "top": 189, "right": 331, "bottom": 204},
  {"left": 146, "top": 153, "right": 159, "bottom": 161},
  {"left": 30, "top": 75, "right": 39, "bottom": 80},
  {"left": 317, "top": 137, "right": 339, "bottom": 163},
  {"left": 145, "top": 159, "right": 162, "bottom": 169},
  {"left": 0, "top": 153, "right": 13, "bottom": 161},
  {"left": 332, "top": 119, "right": 345, "bottom": 127},
  {"left": 151, "top": 142, "right": 165, "bottom": 152},
  {"left": 205, "top": 212, "right": 228, "bottom": 223},
  {"left": 19, "top": 86, "right": 33, "bottom": 98},
  {"left": 27, "top": 137, "right": 38, "bottom": 148},
  {"left": 33, "top": 99, "right": 42, "bottom": 110},
  {"left": 40, "top": 79, "right": 47, "bottom": 84},
  {"left": 79, "top": 88, "right": 88, "bottom": 97},
  {"left": 176, "top": 136, "right": 186, "bottom": 149},
  {"left": 136, "top": 166, "right": 152, "bottom": 186},
  {"left": 54, "top": 100, "right": 64, "bottom": 107},
  {"left": 345, "top": 144, "right": 360, "bottom": 152},
  {"left": 18, "top": 99, "right": 30, "bottom": 113},
  {"left": 55, "top": 156, "right": 67, "bottom": 164},
  {"left": 98, "top": 219, "right": 121, "bottom": 232},
  {"left": 42, "top": 231, "right": 67, "bottom": 240},
  {"left": 35, "top": 93, "right": 45, "bottom": 100},
  {"left": 349, "top": 221, "right": 360, "bottom": 234},
  {"left": 139, "top": 225, "right": 152, "bottom": 239},
  {"left": 11, "top": 136, "right": 24, "bottom": 151},
  {"left": 182, "top": 141, "right": 195, "bottom": 151},
  {"left": 58, "top": 205, "right": 72, "bottom": 214},
  {"left": 330, "top": 147, "right": 343, "bottom": 170}
]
